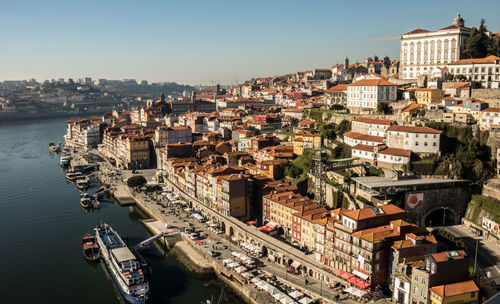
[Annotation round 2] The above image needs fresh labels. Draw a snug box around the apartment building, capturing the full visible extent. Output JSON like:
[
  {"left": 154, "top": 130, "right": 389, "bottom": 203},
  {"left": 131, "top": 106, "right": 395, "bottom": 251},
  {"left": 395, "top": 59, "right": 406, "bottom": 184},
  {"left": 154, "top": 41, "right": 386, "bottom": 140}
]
[
  {"left": 351, "top": 117, "right": 396, "bottom": 137},
  {"left": 346, "top": 79, "right": 398, "bottom": 113},
  {"left": 386, "top": 125, "right": 441, "bottom": 154},
  {"left": 448, "top": 55, "right": 500, "bottom": 89},
  {"left": 154, "top": 126, "right": 192, "bottom": 147}
]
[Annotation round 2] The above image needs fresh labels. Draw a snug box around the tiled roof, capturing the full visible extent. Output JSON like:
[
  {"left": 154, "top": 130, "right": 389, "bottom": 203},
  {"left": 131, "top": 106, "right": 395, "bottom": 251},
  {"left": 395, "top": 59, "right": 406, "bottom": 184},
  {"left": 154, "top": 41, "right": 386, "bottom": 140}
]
[
  {"left": 402, "top": 103, "right": 422, "bottom": 112},
  {"left": 447, "top": 82, "right": 470, "bottom": 89},
  {"left": 387, "top": 125, "right": 442, "bottom": 134},
  {"left": 348, "top": 79, "right": 396, "bottom": 86},
  {"left": 343, "top": 132, "right": 385, "bottom": 143},
  {"left": 326, "top": 84, "right": 348, "bottom": 93},
  {"left": 352, "top": 144, "right": 376, "bottom": 152},
  {"left": 378, "top": 148, "right": 412, "bottom": 158},
  {"left": 352, "top": 117, "right": 395, "bottom": 125},
  {"left": 429, "top": 280, "right": 478, "bottom": 298},
  {"left": 449, "top": 55, "right": 500, "bottom": 65},
  {"left": 341, "top": 204, "right": 405, "bottom": 221}
]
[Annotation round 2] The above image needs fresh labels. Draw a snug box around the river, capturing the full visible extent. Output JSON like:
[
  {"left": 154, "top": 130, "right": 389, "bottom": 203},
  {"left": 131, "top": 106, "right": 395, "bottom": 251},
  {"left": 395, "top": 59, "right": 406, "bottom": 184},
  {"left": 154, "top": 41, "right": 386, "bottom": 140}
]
[{"left": 0, "top": 117, "right": 235, "bottom": 304}]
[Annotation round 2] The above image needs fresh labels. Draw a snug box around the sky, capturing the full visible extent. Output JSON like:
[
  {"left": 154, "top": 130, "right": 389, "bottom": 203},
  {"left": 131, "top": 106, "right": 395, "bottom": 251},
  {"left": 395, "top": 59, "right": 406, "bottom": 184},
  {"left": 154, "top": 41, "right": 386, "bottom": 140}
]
[{"left": 1, "top": 0, "right": 499, "bottom": 85}]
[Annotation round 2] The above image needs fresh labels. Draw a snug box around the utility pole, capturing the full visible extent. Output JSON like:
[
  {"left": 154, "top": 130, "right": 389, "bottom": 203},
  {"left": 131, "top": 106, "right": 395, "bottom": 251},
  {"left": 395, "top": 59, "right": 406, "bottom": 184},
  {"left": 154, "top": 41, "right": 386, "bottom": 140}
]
[
  {"left": 442, "top": 207, "right": 446, "bottom": 227},
  {"left": 474, "top": 238, "right": 479, "bottom": 272}
]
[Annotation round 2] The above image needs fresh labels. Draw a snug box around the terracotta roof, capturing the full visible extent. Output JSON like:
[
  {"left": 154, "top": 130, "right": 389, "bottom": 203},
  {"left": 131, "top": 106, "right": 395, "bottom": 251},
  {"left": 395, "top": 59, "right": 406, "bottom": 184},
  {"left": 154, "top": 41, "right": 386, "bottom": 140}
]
[
  {"left": 352, "top": 117, "right": 395, "bottom": 125},
  {"left": 403, "top": 29, "right": 431, "bottom": 35},
  {"left": 447, "top": 82, "right": 470, "bottom": 89},
  {"left": 431, "top": 250, "right": 467, "bottom": 263},
  {"left": 429, "top": 280, "right": 478, "bottom": 299},
  {"left": 415, "top": 88, "right": 441, "bottom": 91},
  {"left": 378, "top": 148, "right": 412, "bottom": 158},
  {"left": 326, "top": 84, "right": 348, "bottom": 93},
  {"left": 342, "top": 204, "right": 405, "bottom": 221},
  {"left": 352, "top": 144, "right": 376, "bottom": 152},
  {"left": 449, "top": 55, "right": 500, "bottom": 65},
  {"left": 348, "top": 79, "right": 396, "bottom": 86},
  {"left": 387, "top": 125, "right": 442, "bottom": 134},
  {"left": 401, "top": 103, "right": 422, "bottom": 112},
  {"left": 439, "top": 24, "right": 471, "bottom": 31},
  {"left": 343, "top": 131, "right": 385, "bottom": 143}
]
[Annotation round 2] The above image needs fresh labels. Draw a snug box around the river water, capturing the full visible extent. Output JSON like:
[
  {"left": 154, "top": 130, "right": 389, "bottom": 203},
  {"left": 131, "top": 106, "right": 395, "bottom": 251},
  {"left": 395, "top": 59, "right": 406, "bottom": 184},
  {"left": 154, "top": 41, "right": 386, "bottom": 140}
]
[{"left": 0, "top": 117, "right": 232, "bottom": 304}]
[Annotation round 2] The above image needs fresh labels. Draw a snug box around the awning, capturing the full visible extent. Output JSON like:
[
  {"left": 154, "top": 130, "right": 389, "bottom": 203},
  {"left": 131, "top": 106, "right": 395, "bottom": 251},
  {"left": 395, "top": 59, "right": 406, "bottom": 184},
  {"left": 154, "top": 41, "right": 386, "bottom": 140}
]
[
  {"left": 273, "top": 292, "right": 287, "bottom": 301},
  {"left": 227, "top": 262, "right": 240, "bottom": 269},
  {"left": 288, "top": 290, "right": 304, "bottom": 299},
  {"left": 251, "top": 277, "right": 261, "bottom": 284},
  {"left": 241, "top": 272, "right": 254, "bottom": 279},
  {"left": 231, "top": 251, "right": 241, "bottom": 258},
  {"left": 333, "top": 269, "right": 342, "bottom": 276},
  {"left": 298, "top": 296, "right": 313, "bottom": 304},
  {"left": 290, "top": 261, "right": 301, "bottom": 269},
  {"left": 247, "top": 220, "right": 257, "bottom": 225},
  {"left": 235, "top": 266, "right": 247, "bottom": 274},
  {"left": 223, "top": 258, "right": 234, "bottom": 265},
  {"left": 349, "top": 276, "right": 371, "bottom": 289},
  {"left": 352, "top": 269, "right": 369, "bottom": 280},
  {"left": 339, "top": 271, "right": 354, "bottom": 280},
  {"left": 280, "top": 296, "right": 295, "bottom": 304},
  {"left": 267, "top": 221, "right": 278, "bottom": 229},
  {"left": 344, "top": 286, "right": 367, "bottom": 298}
]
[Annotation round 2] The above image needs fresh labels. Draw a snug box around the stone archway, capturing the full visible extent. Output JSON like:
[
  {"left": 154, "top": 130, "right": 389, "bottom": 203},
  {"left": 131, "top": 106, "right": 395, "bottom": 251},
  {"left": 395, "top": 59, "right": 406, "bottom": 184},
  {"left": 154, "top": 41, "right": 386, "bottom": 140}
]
[
  {"left": 229, "top": 226, "right": 234, "bottom": 236},
  {"left": 422, "top": 207, "right": 460, "bottom": 227},
  {"left": 261, "top": 246, "right": 268, "bottom": 257}
]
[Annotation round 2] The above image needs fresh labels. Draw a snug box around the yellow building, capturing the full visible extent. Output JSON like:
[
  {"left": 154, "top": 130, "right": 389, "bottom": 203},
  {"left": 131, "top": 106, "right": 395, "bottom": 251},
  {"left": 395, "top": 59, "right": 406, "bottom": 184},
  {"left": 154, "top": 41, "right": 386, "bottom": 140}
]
[
  {"left": 120, "top": 135, "right": 150, "bottom": 169},
  {"left": 400, "top": 103, "right": 422, "bottom": 121},
  {"left": 415, "top": 88, "right": 443, "bottom": 104},
  {"left": 429, "top": 280, "right": 479, "bottom": 304},
  {"left": 293, "top": 131, "right": 322, "bottom": 155}
]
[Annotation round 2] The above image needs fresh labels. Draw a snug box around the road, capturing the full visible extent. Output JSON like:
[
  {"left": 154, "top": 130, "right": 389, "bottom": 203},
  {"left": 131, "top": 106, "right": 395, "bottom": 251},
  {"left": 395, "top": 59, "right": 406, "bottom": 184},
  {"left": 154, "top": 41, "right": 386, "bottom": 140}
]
[{"left": 441, "top": 225, "right": 500, "bottom": 287}]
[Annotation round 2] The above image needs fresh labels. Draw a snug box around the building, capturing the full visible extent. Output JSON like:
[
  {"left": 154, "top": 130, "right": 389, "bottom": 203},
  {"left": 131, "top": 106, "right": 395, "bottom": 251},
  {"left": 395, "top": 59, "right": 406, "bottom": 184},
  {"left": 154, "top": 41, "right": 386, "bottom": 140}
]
[
  {"left": 415, "top": 88, "right": 443, "bottom": 105},
  {"left": 343, "top": 131, "right": 385, "bottom": 147},
  {"left": 385, "top": 125, "right": 441, "bottom": 154},
  {"left": 479, "top": 108, "right": 500, "bottom": 130},
  {"left": 325, "top": 84, "right": 348, "bottom": 107},
  {"left": 346, "top": 79, "right": 398, "bottom": 113},
  {"left": 448, "top": 55, "right": 500, "bottom": 88},
  {"left": 429, "top": 280, "right": 479, "bottom": 304},
  {"left": 410, "top": 250, "right": 469, "bottom": 304},
  {"left": 351, "top": 117, "right": 396, "bottom": 137},
  {"left": 154, "top": 126, "right": 192, "bottom": 147},
  {"left": 400, "top": 14, "right": 471, "bottom": 80},
  {"left": 293, "top": 131, "right": 322, "bottom": 155}
]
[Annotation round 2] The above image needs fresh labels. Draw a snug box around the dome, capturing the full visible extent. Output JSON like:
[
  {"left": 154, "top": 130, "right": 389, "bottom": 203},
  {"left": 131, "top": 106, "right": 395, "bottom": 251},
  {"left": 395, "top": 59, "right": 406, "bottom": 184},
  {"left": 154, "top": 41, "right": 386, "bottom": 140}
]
[{"left": 452, "top": 13, "right": 464, "bottom": 27}]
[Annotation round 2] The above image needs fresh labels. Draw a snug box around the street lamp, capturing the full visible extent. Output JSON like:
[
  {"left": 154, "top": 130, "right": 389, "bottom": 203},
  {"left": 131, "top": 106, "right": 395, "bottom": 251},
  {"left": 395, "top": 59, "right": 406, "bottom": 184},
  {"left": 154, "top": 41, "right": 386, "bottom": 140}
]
[{"left": 474, "top": 238, "right": 479, "bottom": 272}]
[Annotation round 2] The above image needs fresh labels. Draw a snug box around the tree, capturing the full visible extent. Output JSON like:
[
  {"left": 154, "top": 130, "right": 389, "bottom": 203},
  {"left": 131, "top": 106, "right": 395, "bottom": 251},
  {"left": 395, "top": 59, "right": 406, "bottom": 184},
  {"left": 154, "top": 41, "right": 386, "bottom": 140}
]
[
  {"left": 127, "top": 175, "right": 147, "bottom": 188},
  {"left": 321, "top": 123, "right": 337, "bottom": 140},
  {"left": 464, "top": 19, "right": 491, "bottom": 58},
  {"left": 335, "top": 119, "right": 351, "bottom": 135},
  {"left": 290, "top": 117, "right": 299, "bottom": 127}
]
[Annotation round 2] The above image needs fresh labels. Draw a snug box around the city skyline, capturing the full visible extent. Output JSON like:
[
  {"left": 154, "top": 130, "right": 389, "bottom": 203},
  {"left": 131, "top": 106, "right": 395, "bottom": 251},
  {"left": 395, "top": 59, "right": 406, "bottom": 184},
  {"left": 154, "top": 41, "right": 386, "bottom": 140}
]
[{"left": 1, "top": 0, "right": 500, "bottom": 85}]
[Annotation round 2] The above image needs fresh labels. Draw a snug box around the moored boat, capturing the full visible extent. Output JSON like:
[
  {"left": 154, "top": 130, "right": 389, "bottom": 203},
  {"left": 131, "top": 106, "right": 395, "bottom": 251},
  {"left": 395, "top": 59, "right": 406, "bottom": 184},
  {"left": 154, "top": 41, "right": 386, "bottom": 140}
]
[
  {"left": 76, "top": 176, "right": 90, "bottom": 190},
  {"left": 66, "top": 171, "right": 83, "bottom": 181},
  {"left": 95, "top": 223, "right": 149, "bottom": 304},
  {"left": 82, "top": 233, "right": 100, "bottom": 261},
  {"left": 60, "top": 155, "right": 71, "bottom": 167},
  {"left": 81, "top": 193, "right": 92, "bottom": 208}
]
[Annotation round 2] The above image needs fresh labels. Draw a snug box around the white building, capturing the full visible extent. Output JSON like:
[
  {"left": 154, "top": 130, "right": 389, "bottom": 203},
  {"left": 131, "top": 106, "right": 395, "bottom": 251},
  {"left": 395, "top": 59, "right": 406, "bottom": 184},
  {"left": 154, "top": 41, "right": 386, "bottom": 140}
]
[
  {"left": 400, "top": 14, "right": 470, "bottom": 80},
  {"left": 346, "top": 78, "right": 397, "bottom": 113},
  {"left": 386, "top": 125, "right": 441, "bottom": 154},
  {"left": 343, "top": 131, "right": 385, "bottom": 147},
  {"left": 479, "top": 108, "right": 500, "bottom": 130},
  {"left": 448, "top": 55, "right": 500, "bottom": 88},
  {"left": 351, "top": 117, "right": 396, "bottom": 137}
]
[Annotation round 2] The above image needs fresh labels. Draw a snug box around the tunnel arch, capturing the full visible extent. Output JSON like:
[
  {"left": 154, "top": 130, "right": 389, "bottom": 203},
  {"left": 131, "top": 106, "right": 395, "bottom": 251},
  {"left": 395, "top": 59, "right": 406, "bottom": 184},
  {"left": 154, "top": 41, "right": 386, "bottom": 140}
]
[{"left": 422, "top": 207, "right": 460, "bottom": 227}]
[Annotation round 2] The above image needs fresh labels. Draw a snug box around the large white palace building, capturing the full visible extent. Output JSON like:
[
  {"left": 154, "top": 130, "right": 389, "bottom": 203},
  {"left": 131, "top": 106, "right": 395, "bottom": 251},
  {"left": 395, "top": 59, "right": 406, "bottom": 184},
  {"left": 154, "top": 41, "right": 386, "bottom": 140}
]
[{"left": 400, "top": 14, "right": 471, "bottom": 80}]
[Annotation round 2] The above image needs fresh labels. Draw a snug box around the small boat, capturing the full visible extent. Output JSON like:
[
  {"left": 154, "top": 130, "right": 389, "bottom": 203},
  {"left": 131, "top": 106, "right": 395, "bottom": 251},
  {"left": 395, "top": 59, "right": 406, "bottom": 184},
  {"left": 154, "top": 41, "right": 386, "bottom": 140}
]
[
  {"left": 60, "top": 155, "right": 71, "bottom": 167},
  {"left": 81, "top": 193, "right": 92, "bottom": 208},
  {"left": 76, "top": 176, "right": 90, "bottom": 190},
  {"left": 49, "top": 142, "right": 61, "bottom": 153},
  {"left": 66, "top": 171, "right": 83, "bottom": 181},
  {"left": 82, "top": 233, "right": 101, "bottom": 261},
  {"left": 91, "top": 195, "right": 100, "bottom": 209},
  {"left": 95, "top": 223, "right": 149, "bottom": 303}
]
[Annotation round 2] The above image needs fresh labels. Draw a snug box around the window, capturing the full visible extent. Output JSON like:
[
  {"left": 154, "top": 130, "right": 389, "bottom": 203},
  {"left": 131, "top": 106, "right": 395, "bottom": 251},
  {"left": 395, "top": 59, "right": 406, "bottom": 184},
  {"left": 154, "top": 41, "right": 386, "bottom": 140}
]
[{"left": 415, "top": 142, "right": 419, "bottom": 146}]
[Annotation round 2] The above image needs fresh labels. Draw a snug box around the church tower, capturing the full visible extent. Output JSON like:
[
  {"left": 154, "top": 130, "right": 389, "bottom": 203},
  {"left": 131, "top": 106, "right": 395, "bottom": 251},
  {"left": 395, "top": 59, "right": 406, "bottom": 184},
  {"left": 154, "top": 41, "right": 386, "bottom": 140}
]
[
  {"left": 344, "top": 56, "right": 349, "bottom": 69},
  {"left": 160, "top": 92, "right": 165, "bottom": 103}
]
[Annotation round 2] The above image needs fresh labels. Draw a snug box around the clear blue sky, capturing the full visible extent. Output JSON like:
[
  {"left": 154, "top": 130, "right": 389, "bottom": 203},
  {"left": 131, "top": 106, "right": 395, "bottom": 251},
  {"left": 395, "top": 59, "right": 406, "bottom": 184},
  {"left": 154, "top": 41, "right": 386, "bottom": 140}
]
[{"left": 1, "top": 0, "right": 499, "bottom": 85}]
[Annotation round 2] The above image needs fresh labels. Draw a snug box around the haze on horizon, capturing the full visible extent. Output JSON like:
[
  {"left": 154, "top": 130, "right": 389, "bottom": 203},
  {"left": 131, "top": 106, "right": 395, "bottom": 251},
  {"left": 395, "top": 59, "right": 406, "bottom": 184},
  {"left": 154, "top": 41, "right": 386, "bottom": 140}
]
[{"left": 1, "top": 0, "right": 499, "bottom": 86}]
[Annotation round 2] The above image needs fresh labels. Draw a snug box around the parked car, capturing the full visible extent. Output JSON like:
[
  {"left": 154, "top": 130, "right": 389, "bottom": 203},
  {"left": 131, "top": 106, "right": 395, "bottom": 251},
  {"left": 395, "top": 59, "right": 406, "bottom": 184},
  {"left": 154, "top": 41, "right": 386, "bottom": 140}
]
[{"left": 207, "top": 250, "right": 221, "bottom": 257}]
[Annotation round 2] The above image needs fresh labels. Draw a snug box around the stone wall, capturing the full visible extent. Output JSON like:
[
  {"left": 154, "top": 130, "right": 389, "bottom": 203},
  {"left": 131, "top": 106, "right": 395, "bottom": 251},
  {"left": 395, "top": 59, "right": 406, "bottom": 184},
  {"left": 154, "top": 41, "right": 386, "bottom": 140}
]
[
  {"left": 471, "top": 89, "right": 500, "bottom": 106},
  {"left": 404, "top": 186, "right": 471, "bottom": 227}
]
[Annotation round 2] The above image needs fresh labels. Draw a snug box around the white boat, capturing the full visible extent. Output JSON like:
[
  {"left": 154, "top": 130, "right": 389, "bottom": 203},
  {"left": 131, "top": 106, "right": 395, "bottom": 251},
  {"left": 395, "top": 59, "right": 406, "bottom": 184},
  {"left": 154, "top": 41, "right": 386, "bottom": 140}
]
[
  {"left": 95, "top": 223, "right": 149, "bottom": 304},
  {"left": 76, "top": 176, "right": 90, "bottom": 190},
  {"left": 60, "top": 156, "right": 71, "bottom": 167},
  {"left": 66, "top": 171, "right": 83, "bottom": 181}
]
